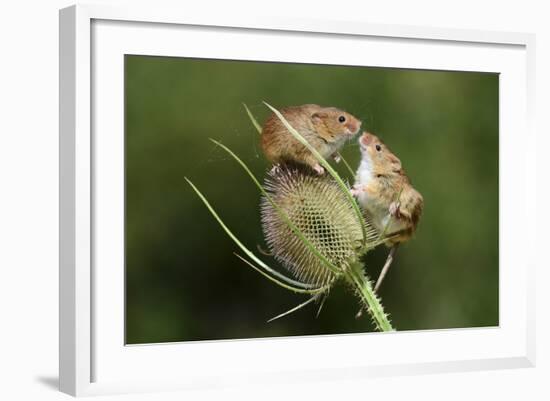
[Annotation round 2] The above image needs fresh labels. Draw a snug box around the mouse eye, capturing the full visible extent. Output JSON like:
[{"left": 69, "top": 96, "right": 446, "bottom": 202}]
[
  {"left": 338, "top": 115, "right": 346, "bottom": 123},
  {"left": 375, "top": 144, "right": 382, "bottom": 151}
]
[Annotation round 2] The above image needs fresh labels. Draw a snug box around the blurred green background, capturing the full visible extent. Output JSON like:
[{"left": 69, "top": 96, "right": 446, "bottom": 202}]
[{"left": 125, "top": 55, "right": 498, "bottom": 344}]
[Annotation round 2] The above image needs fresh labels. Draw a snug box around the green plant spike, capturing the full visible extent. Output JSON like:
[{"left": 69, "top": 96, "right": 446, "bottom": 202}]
[
  {"left": 316, "top": 293, "right": 328, "bottom": 318},
  {"left": 209, "top": 139, "right": 342, "bottom": 278},
  {"left": 263, "top": 102, "right": 370, "bottom": 246},
  {"left": 185, "top": 177, "right": 319, "bottom": 290},
  {"left": 243, "top": 103, "right": 262, "bottom": 134},
  {"left": 267, "top": 294, "right": 322, "bottom": 323},
  {"left": 338, "top": 152, "right": 356, "bottom": 178}
]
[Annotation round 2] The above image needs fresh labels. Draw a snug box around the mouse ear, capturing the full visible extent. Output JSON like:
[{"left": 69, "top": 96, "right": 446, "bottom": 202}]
[
  {"left": 389, "top": 154, "right": 402, "bottom": 171},
  {"left": 311, "top": 112, "right": 328, "bottom": 123}
]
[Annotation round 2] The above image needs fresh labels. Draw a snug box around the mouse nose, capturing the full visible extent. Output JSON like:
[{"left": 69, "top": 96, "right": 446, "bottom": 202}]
[
  {"left": 347, "top": 120, "right": 361, "bottom": 134},
  {"left": 360, "top": 132, "right": 373, "bottom": 145}
]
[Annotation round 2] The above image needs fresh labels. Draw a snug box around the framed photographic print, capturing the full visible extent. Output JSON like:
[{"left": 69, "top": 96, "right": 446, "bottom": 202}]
[{"left": 59, "top": 4, "right": 536, "bottom": 396}]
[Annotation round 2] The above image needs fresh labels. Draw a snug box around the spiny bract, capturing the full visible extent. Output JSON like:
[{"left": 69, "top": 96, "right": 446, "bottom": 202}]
[{"left": 261, "top": 164, "right": 367, "bottom": 286}]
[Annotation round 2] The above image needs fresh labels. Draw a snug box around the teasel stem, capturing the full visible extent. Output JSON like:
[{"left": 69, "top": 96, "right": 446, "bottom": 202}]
[{"left": 345, "top": 260, "right": 394, "bottom": 332}]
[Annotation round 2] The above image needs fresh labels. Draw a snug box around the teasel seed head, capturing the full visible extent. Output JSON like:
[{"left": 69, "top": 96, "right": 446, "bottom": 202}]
[{"left": 261, "top": 164, "right": 371, "bottom": 286}]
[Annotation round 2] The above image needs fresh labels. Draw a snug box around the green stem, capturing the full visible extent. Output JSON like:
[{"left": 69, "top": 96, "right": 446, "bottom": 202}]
[
  {"left": 344, "top": 261, "right": 394, "bottom": 332},
  {"left": 243, "top": 103, "right": 262, "bottom": 134},
  {"left": 338, "top": 153, "right": 356, "bottom": 178}
]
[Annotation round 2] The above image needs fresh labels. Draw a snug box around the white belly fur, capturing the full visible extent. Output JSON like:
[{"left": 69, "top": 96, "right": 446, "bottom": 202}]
[{"left": 355, "top": 159, "right": 406, "bottom": 235}]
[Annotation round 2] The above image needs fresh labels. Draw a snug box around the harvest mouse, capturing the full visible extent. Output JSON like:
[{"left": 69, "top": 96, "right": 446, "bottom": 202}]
[
  {"left": 261, "top": 104, "right": 361, "bottom": 174},
  {"left": 352, "top": 131, "right": 423, "bottom": 293}
]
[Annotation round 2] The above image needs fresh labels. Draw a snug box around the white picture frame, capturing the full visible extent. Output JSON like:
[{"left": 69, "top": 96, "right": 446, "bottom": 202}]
[{"left": 59, "top": 3, "right": 536, "bottom": 397}]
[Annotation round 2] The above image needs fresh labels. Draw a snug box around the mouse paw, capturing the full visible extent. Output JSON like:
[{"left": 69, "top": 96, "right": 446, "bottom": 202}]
[
  {"left": 313, "top": 163, "right": 325, "bottom": 175},
  {"left": 333, "top": 153, "right": 341, "bottom": 163},
  {"left": 350, "top": 185, "right": 363, "bottom": 197},
  {"left": 389, "top": 201, "right": 401, "bottom": 218}
]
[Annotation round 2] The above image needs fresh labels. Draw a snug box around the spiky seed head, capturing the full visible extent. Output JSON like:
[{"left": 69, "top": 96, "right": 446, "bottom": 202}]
[{"left": 261, "top": 164, "right": 364, "bottom": 286}]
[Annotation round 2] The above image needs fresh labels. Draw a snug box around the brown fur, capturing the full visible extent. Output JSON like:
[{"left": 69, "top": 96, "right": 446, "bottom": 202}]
[{"left": 261, "top": 104, "right": 361, "bottom": 171}]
